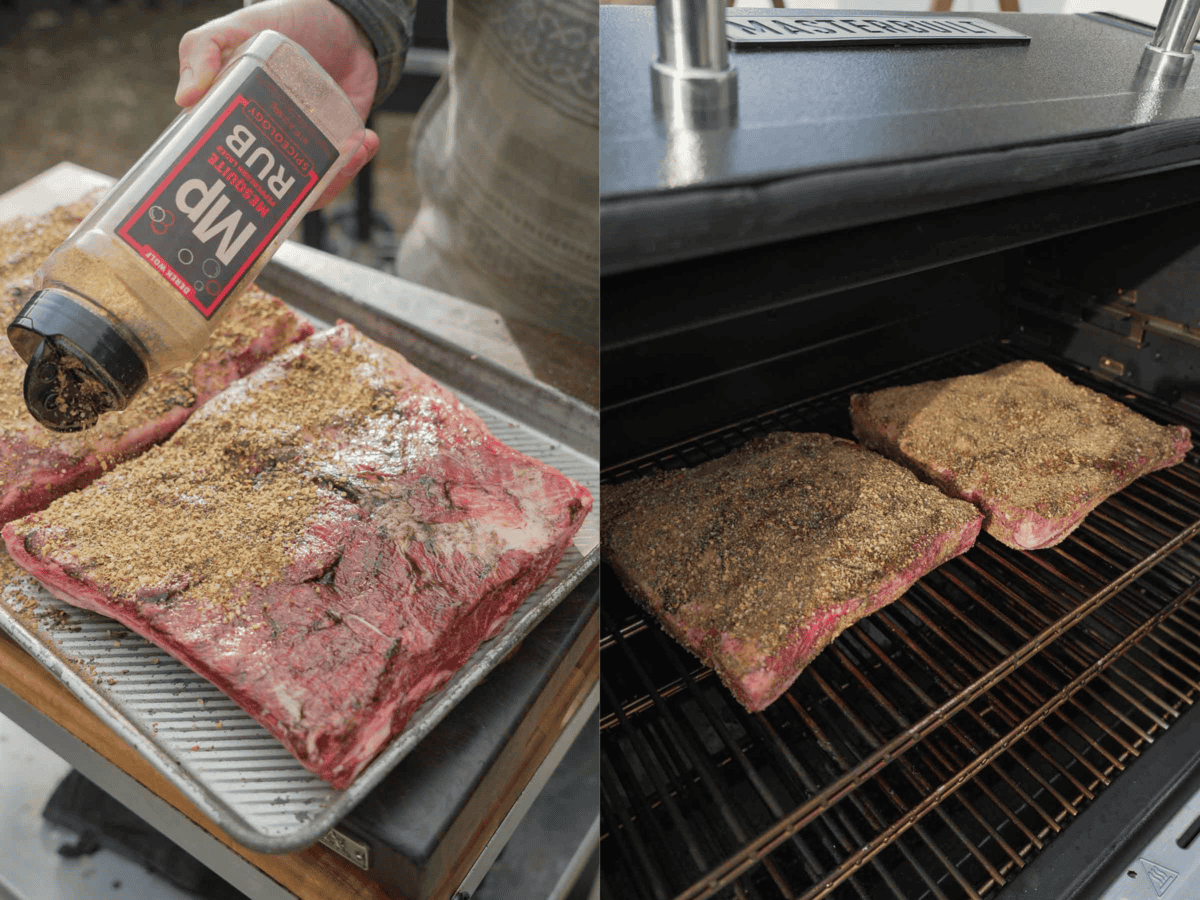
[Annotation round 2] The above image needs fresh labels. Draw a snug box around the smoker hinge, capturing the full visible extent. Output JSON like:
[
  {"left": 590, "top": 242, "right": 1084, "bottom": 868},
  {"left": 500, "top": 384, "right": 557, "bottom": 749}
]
[
  {"left": 1099, "top": 356, "right": 1128, "bottom": 378},
  {"left": 320, "top": 827, "right": 372, "bottom": 870}
]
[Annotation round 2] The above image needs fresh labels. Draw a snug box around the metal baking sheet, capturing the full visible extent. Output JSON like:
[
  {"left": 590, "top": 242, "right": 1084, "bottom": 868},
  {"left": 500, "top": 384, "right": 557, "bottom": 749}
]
[{"left": 0, "top": 170, "right": 599, "bottom": 854}]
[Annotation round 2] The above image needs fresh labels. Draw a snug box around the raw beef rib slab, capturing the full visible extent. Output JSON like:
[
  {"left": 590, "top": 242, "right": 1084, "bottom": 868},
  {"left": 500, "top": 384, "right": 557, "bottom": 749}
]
[
  {"left": 850, "top": 360, "right": 1192, "bottom": 551},
  {"left": 0, "top": 196, "right": 313, "bottom": 526},
  {"left": 601, "top": 432, "right": 981, "bottom": 712},
  {"left": 3, "top": 323, "right": 592, "bottom": 789}
]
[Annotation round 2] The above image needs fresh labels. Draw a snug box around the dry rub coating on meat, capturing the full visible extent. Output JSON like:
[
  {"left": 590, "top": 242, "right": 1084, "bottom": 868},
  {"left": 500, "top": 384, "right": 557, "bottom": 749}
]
[
  {"left": 3, "top": 324, "right": 592, "bottom": 788},
  {"left": 849, "top": 360, "right": 1192, "bottom": 550},
  {"left": 0, "top": 194, "right": 313, "bottom": 526},
  {"left": 601, "top": 432, "right": 982, "bottom": 712}
]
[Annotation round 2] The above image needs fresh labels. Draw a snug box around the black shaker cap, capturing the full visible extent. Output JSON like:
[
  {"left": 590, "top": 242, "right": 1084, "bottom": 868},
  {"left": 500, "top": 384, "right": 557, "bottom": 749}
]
[{"left": 6, "top": 289, "right": 148, "bottom": 432}]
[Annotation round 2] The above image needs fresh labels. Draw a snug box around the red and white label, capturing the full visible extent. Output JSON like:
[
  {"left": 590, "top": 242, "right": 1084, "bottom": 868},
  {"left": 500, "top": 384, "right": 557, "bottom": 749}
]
[{"left": 119, "top": 69, "right": 337, "bottom": 319}]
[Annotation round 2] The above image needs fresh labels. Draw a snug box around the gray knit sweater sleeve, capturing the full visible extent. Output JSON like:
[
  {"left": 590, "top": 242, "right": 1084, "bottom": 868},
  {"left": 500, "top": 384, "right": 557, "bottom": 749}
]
[{"left": 327, "top": 0, "right": 416, "bottom": 109}]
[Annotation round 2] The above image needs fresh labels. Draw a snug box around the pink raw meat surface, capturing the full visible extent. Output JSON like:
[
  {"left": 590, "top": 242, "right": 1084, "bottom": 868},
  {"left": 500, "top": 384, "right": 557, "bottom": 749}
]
[
  {"left": 601, "top": 432, "right": 981, "bottom": 712},
  {"left": 850, "top": 360, "right": 1192, "bottom": 550},
  {"left": 3, "top": 323, "right": 591, "bottom": 789},
  {"left": 0, "top": 198, "right": 312, "bottom": 525}
]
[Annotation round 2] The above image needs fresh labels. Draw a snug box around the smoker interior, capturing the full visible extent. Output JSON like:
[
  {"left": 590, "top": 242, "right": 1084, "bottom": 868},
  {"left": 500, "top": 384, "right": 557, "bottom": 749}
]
[
  {"left": 598, "top": 193, "right": 1200, "bottom": 899},
  {"left": 600, "top": 343, "right": 1200, "bottom": 900}
]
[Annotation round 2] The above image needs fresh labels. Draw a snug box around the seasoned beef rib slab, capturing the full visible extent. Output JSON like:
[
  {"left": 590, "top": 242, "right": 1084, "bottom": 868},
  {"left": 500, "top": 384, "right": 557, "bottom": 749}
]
[
  {"left": 601, "top": 432, "right": 981, "bottom": 712},
  {"left": 850, "top": 360, "right": 1193, "bottom": 550},
  {"left": 0, "top": 196, "right": 312, "bottom": 525},
  {"left": 3, "top": 323, "right": 592, "bottom": 788}
]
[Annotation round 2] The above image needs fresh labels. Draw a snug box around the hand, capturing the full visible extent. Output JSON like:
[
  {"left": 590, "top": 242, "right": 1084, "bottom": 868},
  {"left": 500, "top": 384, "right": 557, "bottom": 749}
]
[{"left": 175, "top": 0, "right": 380, "bottom": 209}]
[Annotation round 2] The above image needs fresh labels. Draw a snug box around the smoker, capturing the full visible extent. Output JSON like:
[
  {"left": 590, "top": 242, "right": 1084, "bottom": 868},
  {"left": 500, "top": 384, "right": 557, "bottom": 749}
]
[{"left": 600, "top": 3, "right": 1200, "bottom": 898}]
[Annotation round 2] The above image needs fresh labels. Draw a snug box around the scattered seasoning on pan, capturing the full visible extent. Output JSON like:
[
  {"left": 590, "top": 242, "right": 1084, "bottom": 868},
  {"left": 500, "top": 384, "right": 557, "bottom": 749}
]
[{"left": 0, "top": 547, "right": 21, "bottom": 581}]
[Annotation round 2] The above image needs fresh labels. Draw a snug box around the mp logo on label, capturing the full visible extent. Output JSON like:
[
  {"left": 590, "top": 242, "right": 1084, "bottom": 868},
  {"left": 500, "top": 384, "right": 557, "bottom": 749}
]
[{"left": 1139, "top": 858, "right": 1179, "bottom": 897}]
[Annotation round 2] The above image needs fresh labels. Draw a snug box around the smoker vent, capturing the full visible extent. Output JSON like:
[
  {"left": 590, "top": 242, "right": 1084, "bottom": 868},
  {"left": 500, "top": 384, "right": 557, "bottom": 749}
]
[{"left": 599, "top": 341, "right": 1200, "bottom": 900}]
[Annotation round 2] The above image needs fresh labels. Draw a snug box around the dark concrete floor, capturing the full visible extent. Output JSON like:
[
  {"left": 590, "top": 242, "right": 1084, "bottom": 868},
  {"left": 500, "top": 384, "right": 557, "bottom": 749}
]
[{"left": 0, "top": 0, "right": 420, "bottom": 262}]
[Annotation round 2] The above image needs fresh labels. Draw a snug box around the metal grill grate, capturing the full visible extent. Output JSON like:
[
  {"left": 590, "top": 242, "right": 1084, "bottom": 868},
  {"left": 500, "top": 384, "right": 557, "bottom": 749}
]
[{"left": 599, "top": 340, "right": 1200, "bottom": 900}]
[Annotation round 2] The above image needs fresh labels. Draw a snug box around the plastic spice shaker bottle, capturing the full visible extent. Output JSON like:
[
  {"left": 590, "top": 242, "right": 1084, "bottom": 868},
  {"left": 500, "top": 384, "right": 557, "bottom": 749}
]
[{"left": 6, "top": 31, "right": 365, "bottom": 431}]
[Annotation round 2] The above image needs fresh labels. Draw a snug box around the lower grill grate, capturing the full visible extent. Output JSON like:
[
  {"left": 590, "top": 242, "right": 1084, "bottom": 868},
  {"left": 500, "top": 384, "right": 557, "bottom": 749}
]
[{"left": 599, "top": 340, "right": 1200, "bottom": 900}]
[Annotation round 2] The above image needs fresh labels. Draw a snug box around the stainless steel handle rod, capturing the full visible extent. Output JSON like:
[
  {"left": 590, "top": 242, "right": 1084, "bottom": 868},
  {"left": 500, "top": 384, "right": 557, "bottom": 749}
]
[
  {"left": 1142, "top": 0, "right": 1200, "bottom": 80},
  {"left": 651, "top": 0, "right": 737, "bottom": 128},
  {"left": 656, "top": 0, "right": 729, "bottom": 71}
]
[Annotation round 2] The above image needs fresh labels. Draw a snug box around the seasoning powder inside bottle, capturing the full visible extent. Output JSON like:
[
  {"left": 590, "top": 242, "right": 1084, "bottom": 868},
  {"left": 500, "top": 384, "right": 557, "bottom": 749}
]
[{"left": 7, "top": 31, "right": 364, "bottom": 431}]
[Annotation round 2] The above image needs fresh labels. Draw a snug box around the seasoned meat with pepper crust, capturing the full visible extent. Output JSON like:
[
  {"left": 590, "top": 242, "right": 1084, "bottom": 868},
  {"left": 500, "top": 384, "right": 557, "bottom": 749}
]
[
  {"left": 850, "top": 361, "right": 1191, "bottom": 550},
  {"left": 602, "top": 432, "right": 981, "bottom": 712}
]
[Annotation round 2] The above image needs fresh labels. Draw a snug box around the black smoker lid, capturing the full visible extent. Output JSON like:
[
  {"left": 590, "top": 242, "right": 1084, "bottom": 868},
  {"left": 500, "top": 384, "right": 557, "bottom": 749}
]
[
  {"left": 600, "top": 9, "right": 1200, "bottom": 274},
  {"left": 7, "top": 289, "right": 148, "bottom": 432}
]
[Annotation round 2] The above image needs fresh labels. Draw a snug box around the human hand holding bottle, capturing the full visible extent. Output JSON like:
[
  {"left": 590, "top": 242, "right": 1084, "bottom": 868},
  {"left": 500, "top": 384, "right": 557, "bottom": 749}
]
[{"left": 174, "top": 0, "right": 380, "bottom": 209}]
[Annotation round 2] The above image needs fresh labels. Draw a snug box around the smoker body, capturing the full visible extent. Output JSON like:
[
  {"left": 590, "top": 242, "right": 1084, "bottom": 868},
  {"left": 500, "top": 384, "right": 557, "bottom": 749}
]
[{"left": 601, "top": 8, "right": 1200, "bottom": 899}]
